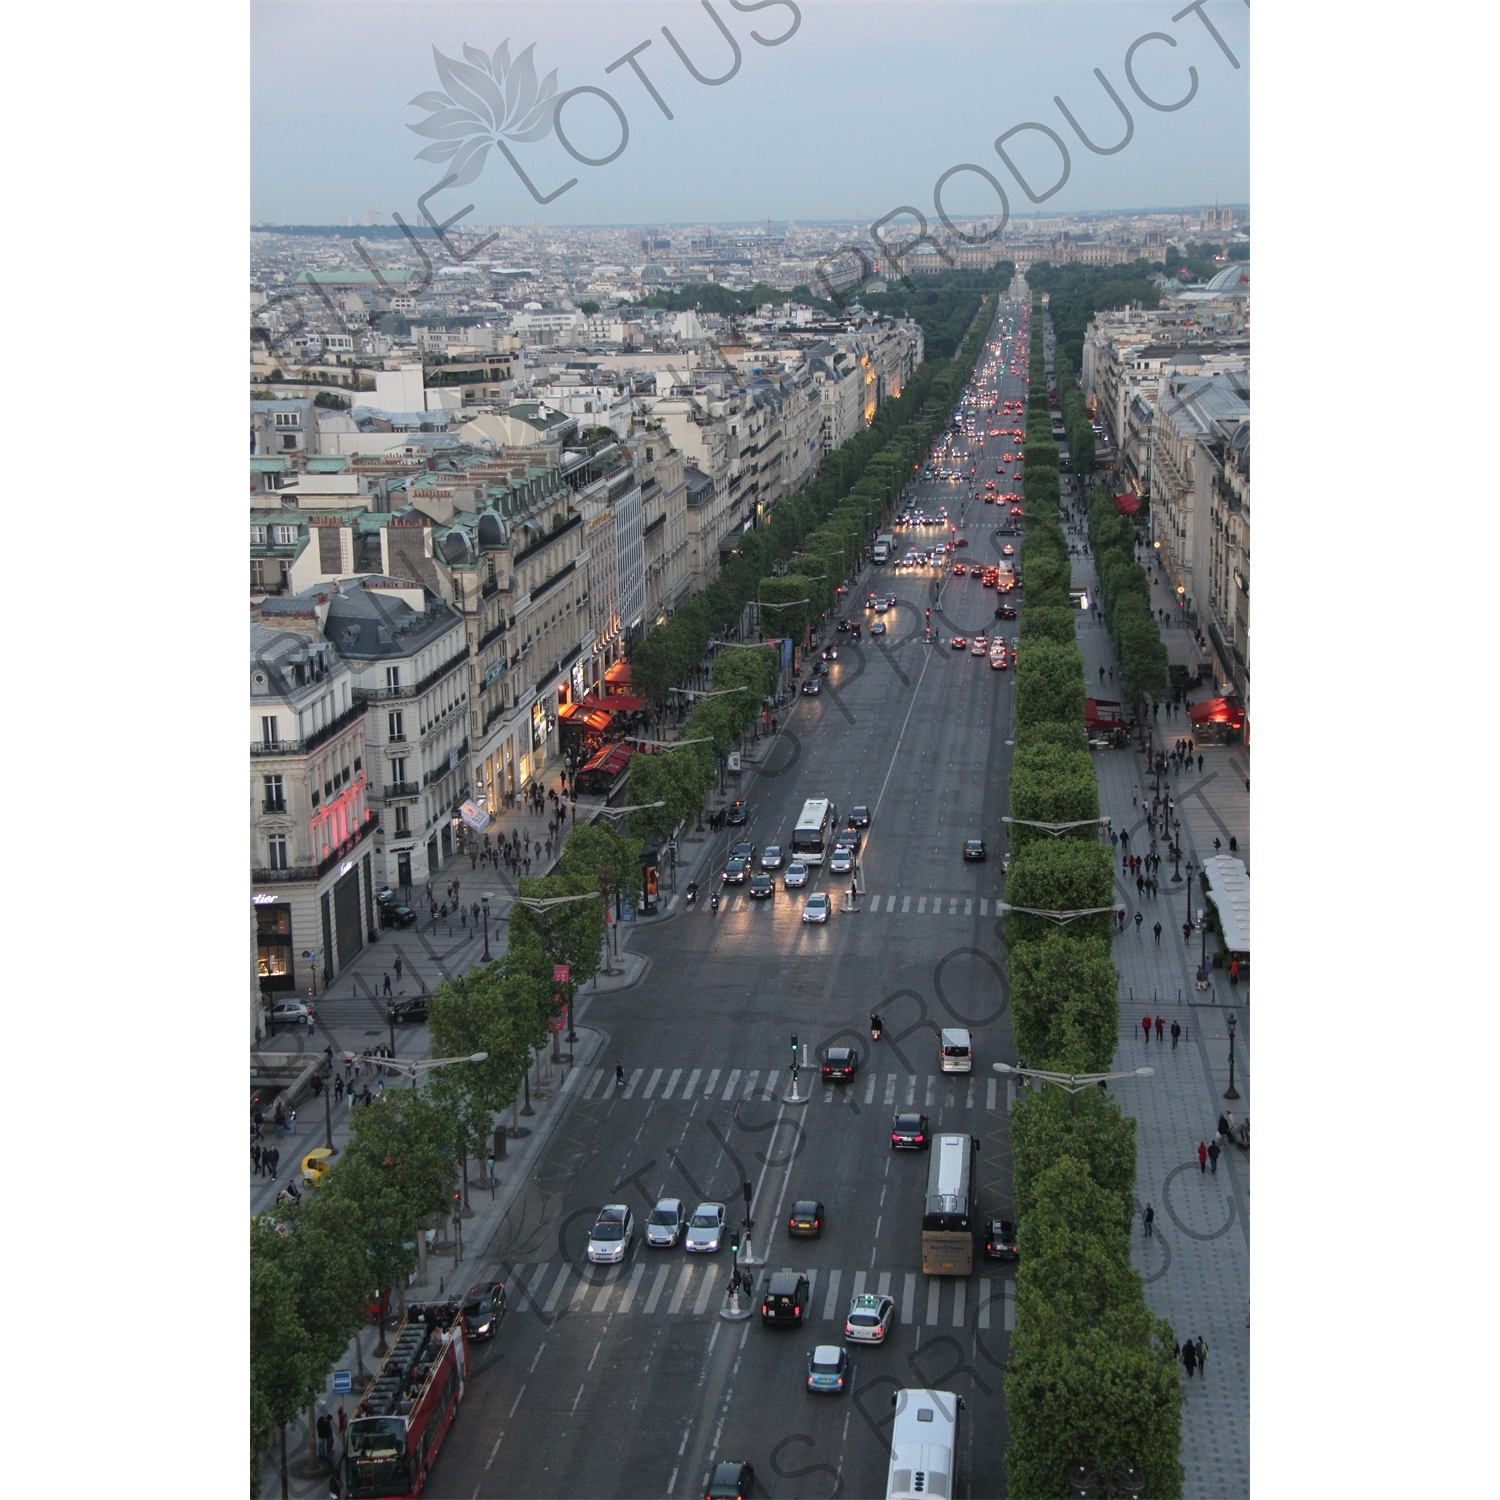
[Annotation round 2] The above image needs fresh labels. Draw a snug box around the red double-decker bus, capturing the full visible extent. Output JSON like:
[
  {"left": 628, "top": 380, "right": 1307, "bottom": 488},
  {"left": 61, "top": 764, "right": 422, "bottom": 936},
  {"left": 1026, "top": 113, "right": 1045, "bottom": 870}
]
[{"left": 343, "top": 1303, "right": 469, "bottom": 1499}]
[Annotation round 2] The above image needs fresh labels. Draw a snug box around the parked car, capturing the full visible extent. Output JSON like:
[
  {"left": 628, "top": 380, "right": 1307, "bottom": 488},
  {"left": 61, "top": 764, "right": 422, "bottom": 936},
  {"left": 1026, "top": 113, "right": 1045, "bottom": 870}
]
[
  {"left": 378, "top": 902, "right": 418, "bottom": 928},
  {"left": 387, "top": 996, "right": 428, "bottom": 1025},
  {"left": 269, "top": 1001, "right": 314, "bottom": 1029}
]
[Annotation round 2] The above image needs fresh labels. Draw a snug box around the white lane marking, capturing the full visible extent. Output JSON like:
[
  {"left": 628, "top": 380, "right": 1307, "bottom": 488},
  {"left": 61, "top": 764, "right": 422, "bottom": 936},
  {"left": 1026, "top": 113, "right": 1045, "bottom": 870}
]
[
  {"left": 884, "top": 1074, "right": 896, "bottom": 1105},
  {"left": 683, "top": 1067, "right": 702, "bottom": 1099},
  {"left": 623, "top": 1068, "right": 644, "bottom": 1098},
  {"left": 918, "top": 897, "right": 928, "bottom": 913},
  {"left": 925, "top": 1075, "right": 936, "bottom": 1106},
  {"left": 987, "top": 1078, "right": 997, "bottom": 1111},
  {"left": 926, "top": 1279, "right": 941, "bottom": 1325},
  {"left": 570, "top": 1266, "right": 597, "bottom": 1311},
  {"left": 823, "top": 1084, "right": 835, "bottom": 1105},
  {"left": 722, "top": 1069, "right": 741, "bottom": 1101},
  {"left": 980, "top": 898, "right": 989, "bottom": 916},
  {"left": 864, "top": 1074, "right": 876, "bottom": 1104},
  {"left": 887, "top": 895, "right": 897, "bottom": 912},
  {"left": 583, "top": 1069, "right": 605, "bottom": 1100},
  {"left": 541, "top": 1265, "right": 571, "bottom": 1314},
  {"left": 667, "top": 1264, "right": 695, "bottom": 1314},
  {"left": 878, "top": 1271, "right": 892, "bottom": 1296},
  {"left": 703, "top": 1068, "right": 721, "bottom": 1098},
  {"left": 822, "top": 1268, "right": 842, "bottom": 1320},
  {"left": 661, "top": 1068, "right": 682, "bottom": 1100},
  {"left": 952, "top": 1281, "right": 966, "bottom": 1327},
  {"left": 906, "top": 1075, "right": 916, "bottom": 1106},
  {"left": 692, "top": 1266, "right": 717, "bottom": 1316},
  {"left": 486, "top": 1433, "right": 505, "bottom": 1469},
  {"left": 762, "top": 1069, "right": 779, "bottom": 1098},
  {"left": 852, "top": 1270, "right": 867, "bottom": 1301},
  {"left": 868, "top": 894, "right": 879, "bottom": 911},
  {"left": 965, "top": 898, "right": 973, "bottom": 915},
  {"left": 965, "top": 1078, "right": 975, "bottom": 1109},
  {"left": 902, "top": 896, "right": 911, "bottom": 913},
  {"left": 643, "top": 1263, "right": 670, "bottom": 1314},
  {"left": 643, "top": 1068, "right": 663, "bottom": 1099},
  {"left": 571, "top": 1382, "right": 586, "bottom": 1413},
  {"left": 1004, "top": 1279, "right": 1016, "bottom": 1331},
  {"left": 507, "top": 1385, "right": 526, "bottom": 1419},
  {"left": 902, "top": 1272, "right": 916, "bottom": 1324},
  {"left": 978, "top": 1278, "right": 992, "bottom": 1330},
  {"left": 527, "top": 1340, "right": 546, "bottom": 1374},
  {"left": 587, "top": 1338, "right": 603, "bottom": 1371},
  {"left": 617, "top": 1263, "right": 645, "bottom": 1314},
  {"left": 741, "top": 1069, "right": 759, "bottom": 1099},
  {"left": 593, "top": 1273, "right": 617, "bottom": 1313}
]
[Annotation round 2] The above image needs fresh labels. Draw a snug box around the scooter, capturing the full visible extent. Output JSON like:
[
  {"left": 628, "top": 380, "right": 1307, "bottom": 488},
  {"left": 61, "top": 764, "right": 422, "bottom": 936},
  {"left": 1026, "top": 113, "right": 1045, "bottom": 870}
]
[
  {"left": 710, "top": 891, "right": 720, "bottom": 913},
  {"left": 685, "top": 882, "right": 699, "bottom": 905},
  {"left": 870, "top": 1015, "right": 883, "bottom": 1042}
]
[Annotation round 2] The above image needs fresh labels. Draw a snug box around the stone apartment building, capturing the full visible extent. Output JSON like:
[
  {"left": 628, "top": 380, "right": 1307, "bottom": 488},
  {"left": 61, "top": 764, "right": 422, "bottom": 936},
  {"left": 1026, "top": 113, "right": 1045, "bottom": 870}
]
[
  {"left": 1200, "top": 422, "right": 1250, "bottom": 706},
  {"left": 626, "top": 431, "right": 690, "bottom": 624}
]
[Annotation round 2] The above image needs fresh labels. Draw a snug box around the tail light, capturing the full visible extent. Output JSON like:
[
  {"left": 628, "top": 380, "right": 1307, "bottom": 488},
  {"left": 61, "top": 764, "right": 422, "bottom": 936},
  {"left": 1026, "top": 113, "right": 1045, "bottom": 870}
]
[{"left": 762, "top": 1303, "right": 769, "bottom": 1315}]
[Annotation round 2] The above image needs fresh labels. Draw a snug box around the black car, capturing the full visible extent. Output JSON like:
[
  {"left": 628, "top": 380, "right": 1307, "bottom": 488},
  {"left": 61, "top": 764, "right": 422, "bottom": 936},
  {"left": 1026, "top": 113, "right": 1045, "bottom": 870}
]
[
  {"left": 726, "top": 800, "right": 748, "bottom": 825},
  {"left": 748, "top": 873, "right": 774, "bottom": 900},
  {"left": 379, "top": 902, "right": 418, "bottom": 928},
  {"left": 822, "top": 1047, "right": 859, "bottom": 1082},
  {"left": 891, "top": 1111, "right": 931, "bottom": 1150},
  {"left": 837, "top": 618, "right": 851, "bottom": 633},
  {"left": 761, "top": 1271, "right": 810, "bottom": 1326},
  {"left": 723, "top": 857, "right": 749, "bottom": 884},
  {"left": 801, "top": 677, "right": 822, "bottom": 696},
  {"left": 388, "top": 996, "right": 429, "bottom": 1024},
  {"left": 704, "top": 1461, "right": 755, "bottom": 1500},
  {"left": 461, "top": 1281, "right": 507, "bottom": 1340},
  {"left": 730, "top": 840, "right": 756, "bottom": 864},
  {"left": 787, "top": 1199, "right": 825, "bottom": 1238},
  {"left": 963, "top": 839, "right": 987, "bottom": 861},
  {"left": 996, "top": 604, "right": 1018, "bottom": 619},
  {"left": 847, "top": 806, "right": 871, "bottom": 828},
  {"left": 984, "top": 1218, "right": 1019, "bottom": 1264}
]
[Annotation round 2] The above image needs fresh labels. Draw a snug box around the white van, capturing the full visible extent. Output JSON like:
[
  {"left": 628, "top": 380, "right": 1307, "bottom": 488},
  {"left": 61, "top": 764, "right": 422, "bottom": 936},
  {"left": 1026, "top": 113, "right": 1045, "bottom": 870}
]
[{"left": 940, "top": 1028, "right": 973, "bottom": 1073}]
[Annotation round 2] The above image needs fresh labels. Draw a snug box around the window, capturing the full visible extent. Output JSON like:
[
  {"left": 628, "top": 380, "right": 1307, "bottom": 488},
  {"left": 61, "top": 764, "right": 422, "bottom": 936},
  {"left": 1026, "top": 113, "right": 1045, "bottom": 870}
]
[
  {"left": 394, "top": 806, "right": 410, "bottom": 835},
  {"left": 311, "top": 788, "right": 320, "bottom": 808},
  {"left": 324, "top": 779, "right": 334, "bottom": 798},
  {"left": 267, "top": 835, "right": 289, "bottom": 870},
  {"left": 262, "top": 774, "right": 285, "bottom": 814},
  {"left": 251, "top": 525, "right": 268, "bottom": 546},
  {"left": 272, "top": 524, "right": 298, "bottom": 546},
  {"left": 353, "top": 757, "right": 361, "bottom": 774},
  {"left": 388, "top": 710, "right": 404, "bottom": 741},
  {"left": 251, "top": 560, "right": 265, "bottom": 590},
  {"left": 260, "top": 716, "right": 280, "bottom": 748},
  {"left": 390, "top": 757, "right": 408, "bottom": 785},
  {"left": 385, "top": 666, "right": 401, "bottom": 690},
  {"left": 274, "top": 411, "right": 300, "bottom": 428},
  {"left": 281, "top": 434, "right": 297, "bottom": 451}
]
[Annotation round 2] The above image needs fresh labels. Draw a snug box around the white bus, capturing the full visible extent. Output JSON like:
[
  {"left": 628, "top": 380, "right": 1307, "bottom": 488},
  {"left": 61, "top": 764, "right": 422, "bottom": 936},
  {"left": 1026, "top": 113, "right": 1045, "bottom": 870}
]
[
  {"left": 886, "top": 1388, "right": 963, "bottom": 1500},
  {"left": 790, "top": 798, "right": 836, "bottom": 865},
  {"left": 922, "top": 1134, "right": 978, "bottom": 1275}
]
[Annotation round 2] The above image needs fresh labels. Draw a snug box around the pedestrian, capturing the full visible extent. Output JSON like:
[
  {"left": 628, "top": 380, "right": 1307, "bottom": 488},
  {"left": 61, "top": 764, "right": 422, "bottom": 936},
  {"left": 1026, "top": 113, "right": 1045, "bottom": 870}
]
[
  {"left": 288, "top": 1108, "right": 297, "bottom": 1136},
  {"left": 1141, "top": 1014, "right": 1152, "bottom": 1043},
  {"left": 328, "top": 1470, "right": 342, "bottom": 1500},
  {"left": 338, "top": 1406, "right": 347, "bottom": 1447},
  {"left": 1194, "top": 1335, "right": 1208, "bottom": 1377},
  {"left": 268, "top": 1145, "right": 280, "bottom": 1177},
  {"left": 1170, "top": 1019, "right": 1181, "bottom": 1049},
  {"left": 394, "top": 956, "right": 403, "bottom": 983},
  {"left": 252, "top": 1142, "right": 262, "bottom": 1174},
  {"left": 1133, "top": 910, "right": 1143, "bottom": 934},
  {"left": 382, "top": 973, "right": 391, "bottom": 997},
  {"left": 274, "top": 1099, "right": 287, "bottom": 1137},
  {"left": 1207, "top": 1139, "right": 1221, "bottom": 1174},
  {"left": 1182, "top": 1338, "right": 1198, "bottom": 1378},
  {"left": 1153, "top": 920, "right": 1162, "bottom": 945},
  {"left": 1136, "top": 874, "right": 1145, "bottom": 897},
  {"left": 1143, "top": 1203, "right": 1155, "bottom": 1237},
  {"left": 1229, "top": 958, "right": 1240, "bottom": 986},
  {"left": 1229, "top": 835, "right": 1238, "bottom": 853},
  {"left": 1155, "top": 1015, "right": 1164, "bottom": 1042},
  {"left": 1199, "top": 753, "right": 1204, "bottom": 772},
  {"left": 334, "top": 1074, "right": 344, "bottom": 1103},
  {"left": 1197, "top": 1140, "right": 1208, "bottom": 1173}
]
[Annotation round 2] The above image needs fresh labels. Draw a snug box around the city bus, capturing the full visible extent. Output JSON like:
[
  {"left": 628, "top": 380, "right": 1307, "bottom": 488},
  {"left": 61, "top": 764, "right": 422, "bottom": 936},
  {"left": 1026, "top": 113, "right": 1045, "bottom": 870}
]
[
  {"left": 886, "top": 1388, "right": 963, "bottom": 1500},
  {"left": 790, "top": 798, "right": 837, "bottom": 866},
  {"left": 921, "top": 1134, "right": 978, "bottom": 1275}
]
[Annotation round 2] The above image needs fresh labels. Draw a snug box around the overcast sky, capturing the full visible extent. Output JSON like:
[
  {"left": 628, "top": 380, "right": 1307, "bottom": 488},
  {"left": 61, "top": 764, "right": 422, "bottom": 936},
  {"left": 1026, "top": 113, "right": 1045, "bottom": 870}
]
[{"left": 252, "top": 0, "right": 1248, "bottom": 227}]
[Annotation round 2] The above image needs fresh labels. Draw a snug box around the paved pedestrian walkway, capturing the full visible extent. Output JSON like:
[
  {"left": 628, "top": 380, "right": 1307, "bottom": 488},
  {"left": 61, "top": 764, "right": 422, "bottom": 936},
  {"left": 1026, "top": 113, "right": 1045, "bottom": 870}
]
[{"left": 1072, "top": 550, "right": 1252, "bottom": 1500}]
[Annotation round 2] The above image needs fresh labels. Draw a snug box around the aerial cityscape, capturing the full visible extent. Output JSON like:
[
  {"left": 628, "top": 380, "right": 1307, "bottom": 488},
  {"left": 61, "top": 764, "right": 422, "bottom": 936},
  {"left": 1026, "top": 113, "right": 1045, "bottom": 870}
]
[{"left": 250, "top": 6, "right": 1250, "bottom": 1499}]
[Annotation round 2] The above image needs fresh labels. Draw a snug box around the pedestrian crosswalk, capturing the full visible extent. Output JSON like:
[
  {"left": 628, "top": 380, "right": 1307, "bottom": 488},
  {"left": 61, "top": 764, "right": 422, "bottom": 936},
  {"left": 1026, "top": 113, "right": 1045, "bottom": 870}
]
[
  {"left": 574, "top": 1066, "right": 1002, "bottom": 1112},
  {"left": 501, "top": 1258, "right": 1016, "bottom": 1329},
  {"left": 679, "top": 891, "right": 1006, "bottom": 916}
]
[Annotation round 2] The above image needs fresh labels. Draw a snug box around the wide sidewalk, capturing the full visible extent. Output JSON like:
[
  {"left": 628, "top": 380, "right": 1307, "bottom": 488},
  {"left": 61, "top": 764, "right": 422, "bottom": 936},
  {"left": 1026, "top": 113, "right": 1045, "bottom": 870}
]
[{"left": 1072, "top": 548, "right": 1252, "bottom": 1500}]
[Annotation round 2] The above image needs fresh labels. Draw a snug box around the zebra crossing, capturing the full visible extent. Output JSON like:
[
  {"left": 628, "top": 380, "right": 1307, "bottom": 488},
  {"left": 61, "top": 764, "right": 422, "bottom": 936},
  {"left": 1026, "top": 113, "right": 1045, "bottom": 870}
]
[
  {"left": 501, "top": 1259, "right": 1017, "bottom": 1330},
  {"left": 679, "top": 891, "right": 1006, "bottom": 916},
  {"left": 574, "top": 1065, "right": 1005, "bottom": 1112}
]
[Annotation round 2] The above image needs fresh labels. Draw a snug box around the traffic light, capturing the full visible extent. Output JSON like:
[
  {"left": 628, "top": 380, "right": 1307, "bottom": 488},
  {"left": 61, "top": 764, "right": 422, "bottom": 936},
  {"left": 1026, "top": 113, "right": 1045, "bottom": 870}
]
[
  {"left": 791, "top": 1033, "right": 798, "bottom": 1063},
  {"left": 729, "top": 1226, "right": 741, "bottom": 1257}
]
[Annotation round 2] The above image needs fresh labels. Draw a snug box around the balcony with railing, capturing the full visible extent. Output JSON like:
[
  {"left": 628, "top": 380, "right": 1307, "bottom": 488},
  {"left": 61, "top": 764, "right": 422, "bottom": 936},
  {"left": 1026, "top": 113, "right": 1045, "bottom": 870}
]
[
  {"left": 250, "top": 810, "right": 379, "bottom": 885},
  {"left": 251, "top": 701, "right": 365, "bottom": 758}
]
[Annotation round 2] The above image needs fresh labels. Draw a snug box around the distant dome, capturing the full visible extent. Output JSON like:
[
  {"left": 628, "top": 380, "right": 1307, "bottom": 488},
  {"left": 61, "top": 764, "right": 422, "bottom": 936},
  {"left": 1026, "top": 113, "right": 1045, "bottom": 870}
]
[
  {"left": 477, "top": 511, "right": 507, "bottom": 547},
  {"left": 440, "top": 529, "right": 473, "bottom": 565}
]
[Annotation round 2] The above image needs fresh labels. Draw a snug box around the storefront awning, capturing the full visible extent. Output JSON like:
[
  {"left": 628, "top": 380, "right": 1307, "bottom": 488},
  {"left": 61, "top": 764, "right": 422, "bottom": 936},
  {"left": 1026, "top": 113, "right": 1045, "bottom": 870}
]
[
  {"left": 1201, "top": 855, "right": 1249, "bottom": 953},
  {"left": 1188, "top": 696, "right": 1246, "bottom": 730},
  {"left": 581, "top": 692, "right": 645, "bottom": 713},
  {"left": 1114, "top": 492, "right": 1140, "bottom": 515},
  {"left": 604, "top": 661, "right": 632, "bottom": 688}
]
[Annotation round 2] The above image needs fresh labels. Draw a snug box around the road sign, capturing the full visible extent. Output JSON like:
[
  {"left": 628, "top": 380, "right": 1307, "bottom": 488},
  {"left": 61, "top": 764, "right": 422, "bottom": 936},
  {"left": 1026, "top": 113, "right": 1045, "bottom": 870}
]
[
  {"left": 333, "top": 1370, "right": 352, "bottom": 1394},
  {"left": 621, "top": 905, "right": 636, "bottom": 923},
  {"left": 553, "top": 964, "right": 570, "bottom": 984}
]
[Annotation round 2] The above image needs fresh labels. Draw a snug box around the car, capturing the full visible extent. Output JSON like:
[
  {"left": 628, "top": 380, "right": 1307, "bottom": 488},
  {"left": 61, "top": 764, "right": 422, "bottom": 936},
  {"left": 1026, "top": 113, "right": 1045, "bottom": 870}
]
[
  {"left": 685, "top": 1202, "right": 726, "bottom": 1253},
  {"left": 954, "top": 536, "right": 970, "bottom": 547},
  {"left": 378, "top": 902, "right": 418, "bottom": 928},
  {"left": 802, "top": 893, "right": 831, "bottom": 923},
  {"left": 788, "top": 1198, "right": 825, "bottom": 1238},
  {"left": 723, "top": 857, "right": 749, "bottom": 884},
  {"left": 646, "top": 1197, "right": 689, "bottom": 1248},
  {"left": 848, "top": 806, "right": 871, "bottom": 828},
  {"left": 806, "top": 1344, "right": 850, "bottom": 1393},
  {"left": 984, "top": 1218, "right": 1020, "bottom": 1263},
  {"left": 941, "top": 1026, "right": 974, "bottom": 1073},
  {"left": 783, "top": 860, "right": 809, "bottom": 889},
  {"left": 801, "top": 677, "right": 822, "bottom": 695},
  {"left": 950, "top": 636, "right": 967, "bottom": 651},
  {"left": 997, "top": 603, "right": 1018, "bottom": 619},
  {"left": 989, "top": 650, "right": 1008, "bottom": 672},
  {"left": 760, "top": 845, "right": 783, "bottom": 870},
  {"left": 730, "top": 841, "right": 755, "bottom": 863},
  {"left": 1002, "top": 544, "right": 1016, "bottom": 557},
  {"left": 269, "top": 1000, "right": 314, "bottom": 1029},
  {"left": 761, "top": 1271, "right": 810, "bottom": 1326},
  {"left": 387, "top": 996, "right": 429, "bottom": 1025},
  {"left": 836, "top": 828, "right": 863, "bottom": 856},
  {"left": 748, "top": 873, "right": 775, "bottom": 900},
  {"left": 822, "top": 1047, "right": 858, "bottom": 1081},
  {"left": 849, "top": 623, "right": 861, "bottom": 640},
  {"left": 1001, "top": 850, "right": 1012, "bottom": 873},
  {"left": 970, "top": 638, "right": 987, "bottom": 657},
  {"left": 964, "top": 839, "right": 987, "bottom": 861},
  {"left": 828, "top": 846, "right": 853, "bottom": 875},
  {"left": 873, "top": 597, "right": 889, "bottom": 612},
  {"left": 461, "top": 1282, "right": 507, "bottom": 1341},
  {"left": 817, "top": 660, "right": 829, "bottom": 676},
  {"left": 844, "top": 1292, "right": 896, "bottom": 1343},
  {"left": 836, "top": 618, "right": 850, "bottom": 633},
  {"left": 586, "top": 1204, "right": 634, "bottom": 1264},
  {"left": 726, "top": 799, "right": 747, "bottom": 825},
  {"left": 952, "top": 562, "right": 966, "bottom": 576},
  {"left": 891, "top": 1111, "right": 931, "bottom": 1149},
  {"left": 821, "top": 646, "right": 838, "bottom": 661},
  {"left": 704, "top": 1460, "right": 755, "bottom": 1500}
]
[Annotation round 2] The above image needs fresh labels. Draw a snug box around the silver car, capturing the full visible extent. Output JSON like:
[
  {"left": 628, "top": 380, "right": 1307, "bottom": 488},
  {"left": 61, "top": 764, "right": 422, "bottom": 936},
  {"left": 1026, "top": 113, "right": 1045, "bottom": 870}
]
[
  {"left": 828, "top": 847, "right": 854, "bottom": 875},
  {"left": 586, "top": 1204, "right": 633, "bottom": 1264},
  {"left": 802, "top": 893, "right": 831, "bottom": 924},
  {"left": 784, "top": 860, "right": 809, "bottom": 889},
  {"left": 685, "top": 1202, "right": 726, "bottom": 1253},
  {"left": 760, "top": 846, "right": 783, "bottom": 870},
  {"left": 645, "top": 1197, "right": 688, "bottom": 1249}
]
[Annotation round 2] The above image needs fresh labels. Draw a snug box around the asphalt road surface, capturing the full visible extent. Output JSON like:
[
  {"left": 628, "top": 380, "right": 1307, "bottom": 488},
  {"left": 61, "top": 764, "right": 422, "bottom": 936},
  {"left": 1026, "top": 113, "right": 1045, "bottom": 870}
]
[{"left": 429, "top": 295, "right": 1034, "bottom": 1500}]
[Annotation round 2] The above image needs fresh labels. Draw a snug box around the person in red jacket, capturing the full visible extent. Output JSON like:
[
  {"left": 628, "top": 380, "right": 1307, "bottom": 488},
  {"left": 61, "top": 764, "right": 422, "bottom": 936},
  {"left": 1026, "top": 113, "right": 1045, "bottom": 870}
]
[
  {"left": 1142, "top": 1014, "right": 1153, "bottom": 1043},
  {"left": 1198, "top": 1140, "right": 1209, "bottom": 1173}
]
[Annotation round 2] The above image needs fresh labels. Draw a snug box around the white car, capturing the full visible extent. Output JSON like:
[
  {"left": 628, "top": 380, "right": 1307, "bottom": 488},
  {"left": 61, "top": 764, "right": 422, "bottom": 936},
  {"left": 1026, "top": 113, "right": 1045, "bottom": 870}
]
[
  {"left": 586, "top": 1204, "right": 634, "bottom": 1264},
  {"left": 802, "top": 893, "right": 832, "bottom": 924},
  {"left": 784, "top": 860, "right": 809, "bottom": 889},
  {"left": 269, "top": 1001, "right": 314, "bottom": 1028},
  {"left": 685, "top": 1202, "right": 726, "bottom": 1253},
  {"left": 844, "top": 1292, "right": 896, "bottom": 1343}
]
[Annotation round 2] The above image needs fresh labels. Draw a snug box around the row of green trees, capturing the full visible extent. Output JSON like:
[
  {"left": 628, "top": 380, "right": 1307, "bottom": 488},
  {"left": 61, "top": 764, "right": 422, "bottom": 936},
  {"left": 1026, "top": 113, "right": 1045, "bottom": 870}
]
[
  {"left": 1053, "top": 354, "right": 1095, "bottom": 477},
  {"left": 1000, "top": 295, "right": 1183, "bottom": 1498},
  {"left": 1085, "top": 487, "right": 1168, "bottom": 728},
  {"left": 1022, "top": 260, "right": 1163, "bottom": 374}
]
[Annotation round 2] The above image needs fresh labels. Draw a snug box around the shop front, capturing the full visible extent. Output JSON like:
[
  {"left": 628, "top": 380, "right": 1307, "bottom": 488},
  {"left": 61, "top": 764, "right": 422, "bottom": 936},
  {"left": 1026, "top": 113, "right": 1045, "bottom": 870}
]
[
  {"left": 1188, "top": 695, "right": 1247, "bottom": 745},
  {"left": 255, "top": 897, "right": 295, "bottom": 996}
]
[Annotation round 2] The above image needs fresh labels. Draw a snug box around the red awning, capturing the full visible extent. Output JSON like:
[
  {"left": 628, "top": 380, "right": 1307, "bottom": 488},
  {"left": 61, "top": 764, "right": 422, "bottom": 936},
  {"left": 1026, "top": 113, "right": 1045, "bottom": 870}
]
[
  {"left": 604, "top": 661, "right": 632, "bottom": 687},
  {"left": 1114, "top": 492, "right": 1140, "bottom": 515},
  {"left": 581, "top": 692, "right": 645, "bottom": 713},
  {"left": 1188, "top": 697, "right": 1246, "bottom": 729}
]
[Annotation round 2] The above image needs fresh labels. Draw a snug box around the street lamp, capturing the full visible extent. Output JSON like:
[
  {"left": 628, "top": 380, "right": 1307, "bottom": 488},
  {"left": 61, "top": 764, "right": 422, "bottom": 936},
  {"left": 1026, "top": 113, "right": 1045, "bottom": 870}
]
[
  {"left": 994, "top": 1061, "right": 1152, "bottom": 1114},
  {"left": 994, "top": 901, "right": 1116, "bottom": 926},
  {"left": 388, "top": 1051, "right": 490, "bottom": 1091},
  {"left": 1223, "top": 1010, "right": 1241, "bottom": 1100},
  {"left": 1001, "top": 816, "right": 1101, "bottom": 838},
  {"left": 1067, "top": 1461, "right": 1146, "bottom": 1497},
  {"left": 480, "top": 893, "right": 491, "bottom": 960},
  {"left": 1184, "top": 856, "right": 1196, "bottom": 935}
]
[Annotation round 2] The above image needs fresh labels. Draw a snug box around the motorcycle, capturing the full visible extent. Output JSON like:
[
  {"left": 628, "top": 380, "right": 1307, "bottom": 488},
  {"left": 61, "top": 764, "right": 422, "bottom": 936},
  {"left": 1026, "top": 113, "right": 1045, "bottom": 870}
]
[
  {"left": 710, "top": 892, "right": 720, "bottom": 913},
  {"left": 685, "top": 882, "right": 699, "bottom": 906},
  {"left": 870, "top": 1014, "right": 883, "bottom": 1041}
]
